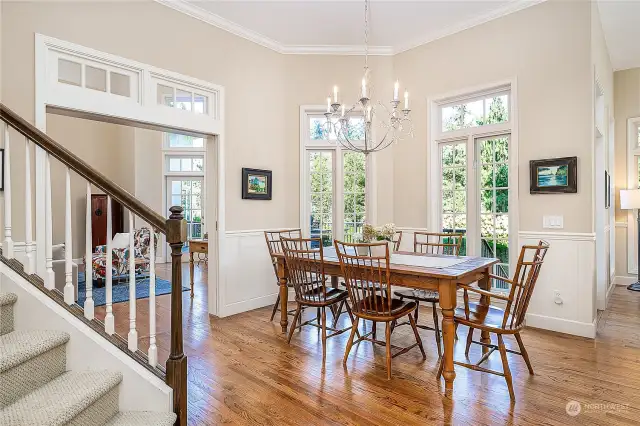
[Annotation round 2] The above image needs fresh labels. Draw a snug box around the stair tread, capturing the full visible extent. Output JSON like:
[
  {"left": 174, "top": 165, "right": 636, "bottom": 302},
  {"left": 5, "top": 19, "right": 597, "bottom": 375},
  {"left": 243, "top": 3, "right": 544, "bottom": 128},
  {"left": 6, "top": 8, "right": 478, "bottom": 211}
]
[
  {"left": 0, "top": 330, "right": 70, "bottom": 372},
  {"left": 0, "top": 293, "right": 17, "bottom": 307},
  {"left": 106, "top": 411, "right": 177, "bottom": 425},
  {"left": 0, "top": 370, "right": 123, "bottom": 426}
]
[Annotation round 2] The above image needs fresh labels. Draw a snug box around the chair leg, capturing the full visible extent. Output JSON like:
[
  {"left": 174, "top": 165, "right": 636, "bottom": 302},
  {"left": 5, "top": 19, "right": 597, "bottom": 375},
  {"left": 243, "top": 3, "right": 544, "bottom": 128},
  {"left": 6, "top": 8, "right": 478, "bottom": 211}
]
[
  {"left": 385, "top": 322, "right": 392, "bottom": 380},
  {"left": 321, "top": 307, "right": 327, "bottom": 363},
  {"left": 332, "top": 300, "right": 345, "bottom": 328},
  {"left": 372, "top": 321, "right": 377, "bottom": 340},
  {"left": 298, "top": 306, "right": 303, "bottom": 326},
  {"left": 497, "top": 334, "right": 515, "bottom": 402},
  {"left": 454, "top": 323, "right": 459, "bottom": 341},
  {"left": 414, "top": 301, "right": 420, "bottom": 322},
  {"left": 465, "top": 327, "right": 474, "bottom": 357},
  {"left": 515, "top": 332, "right": 534, "bottom": 375},
  {"left": 344, "top": 302, "right": 360, "bottom": 338},
  {"left": 287, "top": 304, "right": 302, "bottom": 344},
  {"left": 270, "top": 294, "right": 280, "bottom": 321},
  {"left": 343, "top": 317, "right": 360, "bottom": 365},
  {"left": 408, "top": 313, "right": 426, "bottom": 359},
  {"left": 432, "top": 302, "right": 442, "bottom": 359}
]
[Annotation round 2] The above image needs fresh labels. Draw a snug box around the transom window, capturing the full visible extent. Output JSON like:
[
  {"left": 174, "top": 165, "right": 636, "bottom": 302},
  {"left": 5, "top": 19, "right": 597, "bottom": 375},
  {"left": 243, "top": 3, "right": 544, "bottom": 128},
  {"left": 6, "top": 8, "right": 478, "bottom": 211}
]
[
  {"left": 302, "top": 108, "right": 369, "bottom": 247},
  {"left": 440, "top": 90, "right": 509, "bottom": 134},
  {"left": 156, "top": 81, "right": 210, "bottom": 115}
]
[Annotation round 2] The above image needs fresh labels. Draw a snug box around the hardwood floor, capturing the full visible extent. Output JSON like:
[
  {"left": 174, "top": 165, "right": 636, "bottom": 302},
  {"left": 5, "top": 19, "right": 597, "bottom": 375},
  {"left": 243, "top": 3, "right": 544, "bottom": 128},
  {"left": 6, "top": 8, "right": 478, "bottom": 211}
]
[{"left": 97, "top": 265, "right": 640, "bottom": 425}]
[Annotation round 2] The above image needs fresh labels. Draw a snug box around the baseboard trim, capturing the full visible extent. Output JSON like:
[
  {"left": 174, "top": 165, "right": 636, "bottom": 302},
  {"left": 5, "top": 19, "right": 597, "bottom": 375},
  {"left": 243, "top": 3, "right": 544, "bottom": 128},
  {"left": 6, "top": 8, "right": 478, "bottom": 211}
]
[
  {"left": 221, "top": 289, "right": 296, "bottom": 317},
  {"left": 525, "top": 313, "right": 596, "bottom": 339},
  {"left": 614, "top": 275, "right": 638, "bottom": 286}
]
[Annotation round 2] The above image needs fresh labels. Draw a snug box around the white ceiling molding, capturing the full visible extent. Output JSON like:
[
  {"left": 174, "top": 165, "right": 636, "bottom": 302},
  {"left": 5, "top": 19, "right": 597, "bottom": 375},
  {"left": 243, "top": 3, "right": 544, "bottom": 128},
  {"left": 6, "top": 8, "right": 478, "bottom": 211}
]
[
  {"left": 393, "top": 0, "right": 547, "bottom": 54},
  {"left": 154, "top": 0, "right": 545, "bottom": 56}
]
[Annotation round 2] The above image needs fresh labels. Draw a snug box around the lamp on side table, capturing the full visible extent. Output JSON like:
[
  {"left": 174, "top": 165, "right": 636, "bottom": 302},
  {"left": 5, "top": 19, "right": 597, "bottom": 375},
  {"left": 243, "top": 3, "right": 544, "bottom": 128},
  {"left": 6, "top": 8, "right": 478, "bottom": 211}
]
[{"left": 620, "top": 189, "right": 640, "bottom": 291}]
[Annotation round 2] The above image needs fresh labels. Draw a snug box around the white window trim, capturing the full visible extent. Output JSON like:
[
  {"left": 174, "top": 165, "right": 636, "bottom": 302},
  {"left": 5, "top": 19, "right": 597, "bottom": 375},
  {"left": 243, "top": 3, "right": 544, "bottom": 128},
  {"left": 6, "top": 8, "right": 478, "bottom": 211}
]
[
  {"left": 299, "top": 105, "right": 375, "bottom": 241},
  {"left": 626, "top": 117, "right": 640, "bottom": 275},
  {"left": 427, "top": 79, "right": 519, "bottom": 270}
]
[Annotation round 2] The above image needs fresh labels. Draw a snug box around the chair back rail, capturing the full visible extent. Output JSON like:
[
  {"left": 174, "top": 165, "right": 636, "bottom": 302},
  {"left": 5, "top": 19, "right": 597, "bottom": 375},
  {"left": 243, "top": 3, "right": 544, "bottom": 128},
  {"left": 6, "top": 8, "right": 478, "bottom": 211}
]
[
  {"left": 281, "top": 237, "right": 328, "bottom": 303},
  {"left": 503, "top": 240, "right": 549, "bottom": 329},
  {"left": 264, "top": 229, "right": 302, "bottom": 279},
  {"left": 1, "top": 103, "right": 187, "bottom": 425},
  {"left": 334, "top": 240, "right": 393, "bottom": 316},
  {"left": 392, "top": 231, "right": 403, "bottom": 251},
  {"left": 414, "top": 231, "right": 463, "bottom": 255}
]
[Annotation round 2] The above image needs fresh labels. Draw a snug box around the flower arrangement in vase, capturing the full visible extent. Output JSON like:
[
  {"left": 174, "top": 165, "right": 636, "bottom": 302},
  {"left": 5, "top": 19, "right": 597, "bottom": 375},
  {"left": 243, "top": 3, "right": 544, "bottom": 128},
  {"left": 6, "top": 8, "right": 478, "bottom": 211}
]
[{"left": 356, "top": 223, "right": 396, "bottom": 255}]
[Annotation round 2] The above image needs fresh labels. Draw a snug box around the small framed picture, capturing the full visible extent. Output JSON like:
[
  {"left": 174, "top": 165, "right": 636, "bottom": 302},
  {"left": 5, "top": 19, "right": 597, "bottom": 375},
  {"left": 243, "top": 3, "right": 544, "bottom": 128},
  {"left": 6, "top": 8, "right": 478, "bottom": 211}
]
[
  {"left": 242, "top": 168, "right": 272, "bottom": 200},
  {"left": 530, "top": 156, "right": 577, "bottom": 194}
]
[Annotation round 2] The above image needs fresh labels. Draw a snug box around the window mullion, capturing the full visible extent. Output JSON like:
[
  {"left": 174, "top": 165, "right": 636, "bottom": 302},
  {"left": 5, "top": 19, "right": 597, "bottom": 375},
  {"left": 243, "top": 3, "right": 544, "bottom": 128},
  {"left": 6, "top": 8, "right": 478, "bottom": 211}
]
[{"left": 335, "top": 149, "right": 344, "bottom": 242}]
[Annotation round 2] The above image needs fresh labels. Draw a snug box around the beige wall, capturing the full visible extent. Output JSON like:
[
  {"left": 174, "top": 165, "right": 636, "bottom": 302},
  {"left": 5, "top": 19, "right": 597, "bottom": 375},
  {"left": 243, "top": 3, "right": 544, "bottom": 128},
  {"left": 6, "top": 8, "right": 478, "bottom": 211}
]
[
  {"left": 614, "top": 68, "right": 640, "bottom": 278},
  {"left": 392, "top": 0, "right": 593, "bottom": 233}
]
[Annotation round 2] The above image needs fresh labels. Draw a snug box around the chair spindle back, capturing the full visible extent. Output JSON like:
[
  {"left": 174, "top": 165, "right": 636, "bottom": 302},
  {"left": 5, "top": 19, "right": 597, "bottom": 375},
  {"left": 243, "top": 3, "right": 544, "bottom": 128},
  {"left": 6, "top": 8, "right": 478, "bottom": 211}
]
[
  {"left": 392, "top": 231, "right": 403, "bottom": 251},
  {"left": 334, "top": 240, "right": 393, "bottom": 317},
  {"left": 503, "top": 240, "right": 549, "bottom": 329},
  {"left": 264, "top": 229, "right": 302, "bottom": 280},
  {"left": 414, "top": 232, "right": 463, "bottom": 255},
  {"left": 281, "top": 237, "right": 327, "bottom": 303}
]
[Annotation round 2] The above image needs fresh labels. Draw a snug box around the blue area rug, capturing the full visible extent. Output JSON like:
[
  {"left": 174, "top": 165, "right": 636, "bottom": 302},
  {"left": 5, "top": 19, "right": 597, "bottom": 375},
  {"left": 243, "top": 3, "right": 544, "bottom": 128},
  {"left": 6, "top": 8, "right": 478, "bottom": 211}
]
[{"left": 77, "top": 272, "right": 189, "bottom": 307}]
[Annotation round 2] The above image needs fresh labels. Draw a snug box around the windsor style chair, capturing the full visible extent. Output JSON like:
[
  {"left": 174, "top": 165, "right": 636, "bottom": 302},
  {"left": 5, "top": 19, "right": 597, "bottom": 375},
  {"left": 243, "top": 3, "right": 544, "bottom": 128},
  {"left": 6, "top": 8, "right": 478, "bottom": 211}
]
[
  {"left": 335, "top": 240, "right": 426, "bottom": 379},
  {"left": 392, "top": 231, "right": 403, "bottom": 251},
  {"left": 440, "top": 240, "right": 549, "bottom": 402},
  {"left": 393, "top": 232, "right": 464, "bottom": 358},
  {"left": 264, "top": 229, "right": 304, "bottom": 324},
  {"left": 281, "top": 237, "right": 357, "bottom": 363}
]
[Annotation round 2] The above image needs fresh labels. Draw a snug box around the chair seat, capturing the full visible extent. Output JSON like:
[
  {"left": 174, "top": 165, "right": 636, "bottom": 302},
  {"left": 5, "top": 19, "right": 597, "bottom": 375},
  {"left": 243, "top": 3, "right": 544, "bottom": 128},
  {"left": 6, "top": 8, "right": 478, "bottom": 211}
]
[
  {"left": 356, "top": 296, "right": 417, "bottom": 319},
  {"left": 298, "top": 286, "right": 348, "bottom": 305},
  {"left": 454, "top": 302, "right": 514, "bottom": 331},
  {"left": 394, "top": 288, "right": 439, "bottom": 303}
]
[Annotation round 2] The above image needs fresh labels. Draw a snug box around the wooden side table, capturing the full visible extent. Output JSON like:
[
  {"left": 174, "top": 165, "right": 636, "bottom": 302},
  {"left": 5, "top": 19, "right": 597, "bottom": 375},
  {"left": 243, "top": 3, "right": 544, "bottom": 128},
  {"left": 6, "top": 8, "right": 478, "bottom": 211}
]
[{"left": 188, "top": 239, "right": 208, "bottom": 297}]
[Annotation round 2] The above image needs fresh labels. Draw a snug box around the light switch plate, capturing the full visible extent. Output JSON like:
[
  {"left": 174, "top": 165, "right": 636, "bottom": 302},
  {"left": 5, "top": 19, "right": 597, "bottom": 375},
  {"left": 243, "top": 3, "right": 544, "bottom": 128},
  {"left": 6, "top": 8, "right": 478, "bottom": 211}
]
[{"left": 543, "top": 215, "right": 564, "bottom": 229}]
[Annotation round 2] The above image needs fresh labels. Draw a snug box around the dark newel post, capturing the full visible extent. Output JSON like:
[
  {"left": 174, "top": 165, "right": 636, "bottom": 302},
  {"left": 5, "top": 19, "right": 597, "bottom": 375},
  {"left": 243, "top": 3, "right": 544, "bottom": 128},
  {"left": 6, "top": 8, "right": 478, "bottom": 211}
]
[{"left": 165, "top": 206, "right": 188, "bottom": 425}]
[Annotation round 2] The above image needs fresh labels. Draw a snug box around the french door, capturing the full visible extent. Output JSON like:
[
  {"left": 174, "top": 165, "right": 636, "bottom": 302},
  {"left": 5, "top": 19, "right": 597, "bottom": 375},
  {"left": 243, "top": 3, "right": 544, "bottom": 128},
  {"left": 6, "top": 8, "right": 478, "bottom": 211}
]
[
  {"left": 438, "top": 133, "right": 513, "bottom": 288},
  {"left": 166, "top": 176, "right": 205, "bottom": 243}
]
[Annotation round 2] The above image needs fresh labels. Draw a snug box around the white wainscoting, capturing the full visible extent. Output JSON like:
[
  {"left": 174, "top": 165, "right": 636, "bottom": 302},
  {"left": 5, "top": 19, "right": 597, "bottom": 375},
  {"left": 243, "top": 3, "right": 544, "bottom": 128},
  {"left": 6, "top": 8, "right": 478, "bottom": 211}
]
[
  {"left": 396, "top": 227, "right": 597, "bottom": 338},
  {"left": 219, "top": 229, "right": 294, "bottom": 318}
]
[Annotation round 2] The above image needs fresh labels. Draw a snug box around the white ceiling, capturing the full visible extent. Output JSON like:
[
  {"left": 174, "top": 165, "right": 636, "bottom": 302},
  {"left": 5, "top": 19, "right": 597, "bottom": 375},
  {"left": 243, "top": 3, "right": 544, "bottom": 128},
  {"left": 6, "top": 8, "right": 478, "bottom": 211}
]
[
  {"left": 157, "top": 0, "right": 545, "bottom": 54},
  {"left": 156, "top": 0, "right": 639, "bottom": 68},
  {"left": 598, "top": 0, "right": 640, "bottom": 71}
]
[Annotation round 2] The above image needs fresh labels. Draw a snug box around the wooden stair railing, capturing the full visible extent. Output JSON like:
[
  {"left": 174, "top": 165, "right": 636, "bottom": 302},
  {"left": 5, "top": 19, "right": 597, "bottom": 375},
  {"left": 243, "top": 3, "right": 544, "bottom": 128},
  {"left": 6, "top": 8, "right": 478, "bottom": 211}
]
[{"left": 0, "top": 103, "right": 187, "bottom": 425}]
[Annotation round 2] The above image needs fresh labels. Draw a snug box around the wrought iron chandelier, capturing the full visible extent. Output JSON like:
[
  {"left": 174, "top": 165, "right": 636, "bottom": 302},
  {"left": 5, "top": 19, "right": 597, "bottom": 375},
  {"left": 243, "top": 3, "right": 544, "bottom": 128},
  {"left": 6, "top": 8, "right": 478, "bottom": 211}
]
[{"left": 323, "top": 0, "right": 413, "bottom": 155}]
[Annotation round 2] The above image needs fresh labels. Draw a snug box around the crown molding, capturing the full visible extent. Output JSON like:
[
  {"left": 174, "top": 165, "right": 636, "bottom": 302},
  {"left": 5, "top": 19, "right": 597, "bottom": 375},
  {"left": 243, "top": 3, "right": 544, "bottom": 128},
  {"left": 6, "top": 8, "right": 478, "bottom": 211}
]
[
  {"left": 393, "top": 0, "right": 547, "bottom": 54},
  {"left": 155, "top": 0, "right": 546, "bottom": 56}
]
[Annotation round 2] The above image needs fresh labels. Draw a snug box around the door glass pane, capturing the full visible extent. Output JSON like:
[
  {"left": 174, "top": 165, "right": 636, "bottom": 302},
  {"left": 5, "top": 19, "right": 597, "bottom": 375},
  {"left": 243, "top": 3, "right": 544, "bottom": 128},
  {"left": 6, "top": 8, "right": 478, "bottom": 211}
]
[
  {"left": 440, "top": 142, "right": 467, "bottom": 255},
  {"left": 477, "top": 135, "right": 510, "bottom": 288},
  {"left": 309, "top": 151, "right": 333, "bottom": 247},
  {"left": 343, "top": 152, "right": 365, "bottom": 243},
  {"left": 194, "top": 93, "right": 208, "bottom": 114},
  {"left": 85, "top": 66, "right": 107, "bottom": 92},
  {"left": 157, "top": 84, "right": 174, "bottom": 106},
  {"left": 168, "top": 178, "right": 204, "bottom": 242},
  {"left": 110, "top": 72, "right": 130, "bottom": 97},
  {"left": 58, "top": 59, "right": 82, "bottom": 86},
  {"left": 175, "top": 89, "right": 192, "bottom": 111}
]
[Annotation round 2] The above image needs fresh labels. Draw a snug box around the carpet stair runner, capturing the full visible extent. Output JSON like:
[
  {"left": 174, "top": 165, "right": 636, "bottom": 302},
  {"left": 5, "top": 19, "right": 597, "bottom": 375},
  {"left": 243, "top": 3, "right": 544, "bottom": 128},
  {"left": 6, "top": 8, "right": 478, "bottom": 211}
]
[{"left": 0, "top": 292, "right": 176, "bottom": 426}]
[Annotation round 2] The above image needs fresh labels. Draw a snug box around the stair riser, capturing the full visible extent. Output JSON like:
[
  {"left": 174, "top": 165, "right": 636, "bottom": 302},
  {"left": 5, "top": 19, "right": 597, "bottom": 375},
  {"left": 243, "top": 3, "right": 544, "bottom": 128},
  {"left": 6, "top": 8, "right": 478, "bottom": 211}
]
[
  {"left": 0, "top": 344, "right": 66, "bottom": 408},
  {"left": 68, "top": 386, "right": 120, "bottom": 426},
  {"left": 0, "top": 303, "right": 15, "bottom": 335}
]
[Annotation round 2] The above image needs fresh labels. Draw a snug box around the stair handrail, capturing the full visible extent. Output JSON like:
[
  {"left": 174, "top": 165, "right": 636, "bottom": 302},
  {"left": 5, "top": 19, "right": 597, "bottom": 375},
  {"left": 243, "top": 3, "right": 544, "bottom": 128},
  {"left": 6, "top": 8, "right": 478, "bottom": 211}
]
[
  {"left": 0, "top": 102, "right": 187, "bottom": 425},
  {"left": 0, "top": 103, "right": 166, "bottom": 232}
]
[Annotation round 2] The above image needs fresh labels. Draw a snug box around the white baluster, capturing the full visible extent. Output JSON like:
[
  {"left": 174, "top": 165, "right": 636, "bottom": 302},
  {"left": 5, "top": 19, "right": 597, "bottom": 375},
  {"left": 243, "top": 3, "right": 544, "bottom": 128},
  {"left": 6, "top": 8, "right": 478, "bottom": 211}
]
[
  {"left": 84, "top": 182, "right": 94, "bottom": 319},
  {"left": 105, "top": 196, "right": 115, "bottom": 334},
  {"left": 3, "top": 124, "right": 13, "bottom": 258},
  {"left": 64, "top": 167, "right": 74, "bottom": 304},
  {"left": 44, "top": 154, "right": 54, "bottom": 289},
  {"left": 127, "top": 214, "right": 137, "bottom": 351},
  {"left": 148, "top": 228, "right": 157, "bottom": 366},
  {"left": 24, "top": 139, "right": 35, "bottom": 274}
]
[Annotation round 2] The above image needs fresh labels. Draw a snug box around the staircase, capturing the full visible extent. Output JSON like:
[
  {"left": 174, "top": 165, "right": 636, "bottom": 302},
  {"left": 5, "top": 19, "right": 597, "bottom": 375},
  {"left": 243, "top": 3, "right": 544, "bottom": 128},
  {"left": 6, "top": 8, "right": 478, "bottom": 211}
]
[
  {"left": 0, "top": 103, "right": 188, "bottom": 424},
  {"left": 0, "top": 292, "right": 176, "bottom": 425}
]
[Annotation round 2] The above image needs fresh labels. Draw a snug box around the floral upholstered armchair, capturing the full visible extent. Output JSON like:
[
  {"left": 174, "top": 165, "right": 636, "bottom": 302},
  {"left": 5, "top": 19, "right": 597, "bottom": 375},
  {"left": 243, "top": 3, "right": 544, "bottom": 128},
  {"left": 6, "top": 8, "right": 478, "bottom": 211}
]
[{"left": 90, "top": 228, "right": 159, "bottom": 286}]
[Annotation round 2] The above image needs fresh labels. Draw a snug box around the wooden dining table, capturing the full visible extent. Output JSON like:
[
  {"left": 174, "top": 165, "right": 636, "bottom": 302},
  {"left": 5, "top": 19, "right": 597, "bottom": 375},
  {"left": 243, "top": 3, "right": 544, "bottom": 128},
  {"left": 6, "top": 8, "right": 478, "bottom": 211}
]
[{"left": 272, "top": 248, "right": 498, "bottom": 395}]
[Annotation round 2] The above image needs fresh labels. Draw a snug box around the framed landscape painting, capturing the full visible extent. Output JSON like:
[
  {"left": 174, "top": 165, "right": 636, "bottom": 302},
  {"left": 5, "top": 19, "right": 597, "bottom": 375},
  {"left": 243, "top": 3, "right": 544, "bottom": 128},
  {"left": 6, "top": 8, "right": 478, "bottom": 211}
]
[
  {"left": 530, "top": 157, "right": 577, "bottom": 194},
  {"left": 242, "top": 168, "right": 272, "bottom": 200}
]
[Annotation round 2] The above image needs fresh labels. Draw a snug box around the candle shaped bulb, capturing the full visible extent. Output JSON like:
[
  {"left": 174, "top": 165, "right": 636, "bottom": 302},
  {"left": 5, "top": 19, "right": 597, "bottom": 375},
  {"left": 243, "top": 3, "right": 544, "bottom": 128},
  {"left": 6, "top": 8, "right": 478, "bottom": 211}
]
[
  {"left": 394, "top": 80, "right": 399, "bottom": 101},
  {"left": 341, "top": 104, "right": 345, "bottom": 117},
  {"left": 333, "top": 86, "right": 338, "bottom": 103},
  {"left": 404, "top": 90, "right": 409, "bottom": 109},
  {"left": 327, "top": 97, "right": 331, "bottom": 113},
  {"left": 361, "top": 78, "right": 366, "bottom": 98},
  {"left": 366, "top": 105, "right": 372, "bottom": 122}
]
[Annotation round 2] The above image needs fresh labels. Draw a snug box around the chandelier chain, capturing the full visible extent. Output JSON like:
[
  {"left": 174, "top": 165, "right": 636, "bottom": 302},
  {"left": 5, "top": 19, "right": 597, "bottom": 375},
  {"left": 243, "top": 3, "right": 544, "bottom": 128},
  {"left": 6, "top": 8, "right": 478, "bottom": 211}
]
[{"left": 364, "top": 0, "right": 369, "bottom": 67}]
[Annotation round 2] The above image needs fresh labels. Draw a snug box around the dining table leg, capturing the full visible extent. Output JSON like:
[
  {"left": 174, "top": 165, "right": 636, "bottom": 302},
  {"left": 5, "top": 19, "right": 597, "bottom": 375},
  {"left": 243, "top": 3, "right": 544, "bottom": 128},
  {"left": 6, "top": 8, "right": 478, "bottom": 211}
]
[
  {"left": 438, "top": 278, "right": 457, "bottom": 395},
  {"left": 278, "top": 259, "right": 289, "bottom": 333},
  {"left": 477, "top": 267, "right": 492, "bottom": 354}
]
